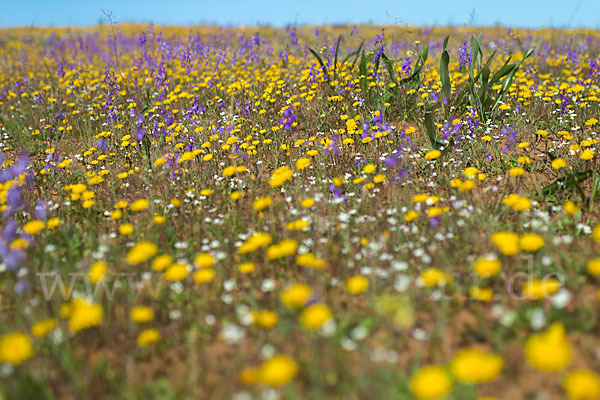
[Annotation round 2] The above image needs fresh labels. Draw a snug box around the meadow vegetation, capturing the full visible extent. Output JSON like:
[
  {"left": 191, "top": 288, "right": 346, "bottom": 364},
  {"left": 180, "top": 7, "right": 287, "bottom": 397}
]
[{"left": 0, "top": 23, "right": 599, "bottom": 399}]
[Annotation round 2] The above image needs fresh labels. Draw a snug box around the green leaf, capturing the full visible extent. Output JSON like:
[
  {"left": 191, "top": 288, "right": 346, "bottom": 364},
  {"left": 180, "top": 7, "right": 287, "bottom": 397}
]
[
  {"left": 348, "top": 41, "right": 365, "bottom": 69},
  {"left": 440, "top": 50, "right": 450, "bottom": 103},
  {"left": 381, "top": 54, "right": 397, "bottom": 83},
  {"left": 333, "top": 35, "right": 342, "bottom": 79},
  {"left": 424, "top": 102, "right": 445, "bottom": 149},
  {"left": 489, "top": 58, "right": 514, "bottom": 85},
  {"left": 442, "top": 35, "right": 450, "bottom": 51},
  {"left": 308, "top": 48, "right": 330, "bottom": 81},
  {"left": 343, "top": 40, "right": 364, "bottom": 65},
  {"left": 541, "top": 170, "right": 592, "bottom": 196},
  {"left": 381, "top": 54, "right": 399, "bottom": 97},
  {"left": 491, "top": 48, "right": 533, "bottom": 114}
]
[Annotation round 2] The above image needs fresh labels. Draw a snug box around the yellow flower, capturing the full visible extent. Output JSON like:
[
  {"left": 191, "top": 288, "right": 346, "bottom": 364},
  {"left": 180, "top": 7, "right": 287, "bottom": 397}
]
[
  {"left": 427, "top": 207, "right": 443, "bottom": 218},
  {"left": 88, "top": 261, "right": 108, "bottom": 284},
  {"left": 82, "top": 199, "right": 95, "bottom": 208},
  {"left": 404, "top": 210, "right": 419, "bottom": 222},
  {"left": 503, "top": 193, "right": 532, "bottom": 211},
  {"left": 281, "top": 283, "right": 312, "bottom": 308},
  {"left": 266, "top": 239, "right": 298, "bottom": 260},
  {"left": 373, "top": 174, "right": 386, "bottom": 183},
  {"left": 587, "top": 258, "right": 600, "bottom": 275},
  {"left": 564, "top": 369, "right": 600, "bottom": 400},
  {"left": 286, "top": 219, "right": 309, "bottom": 231},
  {"left": 509, "top": 167, "right": 524, "bottom": 176},
  {"left": 464, "top": 167, "right": 478, "bottom": 177},
  {"left": 363, "top": 163, "right": 376, "bottom": 174},
  {"left": 0, "top": 333, "right": 33, "bottom": 365},
  {"left": 129, "top": 199, "right": 149, "bottom": 211},
  {"left": 259, "top": 355, "right": 298, "bottom": 386},
  {"left": 473, "top": 257, "right": 501, "bottom": 278},
  {"left": 130, "top": 306, "right": 154, "bottom": 323},
  {"left": 490, "top": 232, "right": 520, "bottom": 256},
  {"left": 152, "top": 254, "right": 173, "bottom": 271},
  {"left": 523, "top": 278, "right": 561, "bottom": 299},
  {"left": 410, "top": 365, "right": 453, "bottom": 400},
  {"left": 252, "top": 196, "right": 272, "bottom": 211},
  {"left": 295, "top": 157, "right": 310, "bottom": 170},
  {"left": 238, "top": 232, "right": 272, "bottom": 254},
  {"left": 32, "top": 318, "right": 57, "bottom": 337},
  {"left": 580, "top": 149, "right": 594, "bottom": 160},
  {"left": 230, "top": 191, "right": 244, "bottom": 200},
  {"left": 239, "top": 366, "right": 261, "bottom": 385},
  {"left": 163, "top": 264, "right": 189, "bottom": 282},
  {"left": 420, "top": 268, "right": 451, "bottom": 287},
  {"left": 194, "top": 252, "right": 215, "bottom": 268},
  {"left": 137, "top": 328, "right": 161, "bottom": 347},
  {"left": 450, "top": 348, "right": 503, "bottom": 383},
  {"left": 238, "top": 262, "right": 256, "bottom": 274},
  {"left": 126, "top": 241, "right": 158, "bottom": 265},
  {"left": 253, "top": 310, "right": 278, "bottom": 329},
  {"left": 300, "top": 304, "right": 332, "bottom": 330},
  {"left": 469, "top": 286, "right": 494, "bottom": 302},
  {"left": 269, "top": 165, "right": 293, "bottom": 187},
  {"left": 119, "top": 223, "right": 134, "bottom": 235},
  {"left": 593, "top": 225, "right": 600, "bottom": 243},
  {"left": 153, "top": 215, "right": 166, "bottom": 224},
  {"left": 10, "top": 238, "right": 29, "bottom": 250},
  {"left": 563, "top": 201, "right": 580, "bottom": 215},
  {"left": 459, "top": 180, "right": 476, "bottom": 191},
  {"left": 413, "top": 193, "right": 429, "bottom": 203},
  {"left": 23, "top": 220, "right": 45, "bottom": 235},
  {"left": 551, "top": 158, "right": 566, "bottom": 170},
  {"left": 346, "top": 275, "right": 369, "bottom": 294},
  {"left": 519, "top": 233, "right": 545, "bottom": 252},
  {"left": 193, "top": 268, "right": 215, "bottom": 284},
  {"left": 301, "top": 197, "right": 315, "bottom": 208},
  {"left": 525, "top": 323, "right": 571, "bottom": 372},
  {"left": 68, "top": 300, "right": 103, "bottom": 333},
  {"left": 223, "top": 166, "right": 236, "bottom": 176},
  {"left": 296, "top": 253, "right": 326, "bottom": 269},
  {"left": 424, "top": 149, "right": 441, "bottom": 160},
  {"left": 47, "top": 217, "right": 61, "bottom": 229}
]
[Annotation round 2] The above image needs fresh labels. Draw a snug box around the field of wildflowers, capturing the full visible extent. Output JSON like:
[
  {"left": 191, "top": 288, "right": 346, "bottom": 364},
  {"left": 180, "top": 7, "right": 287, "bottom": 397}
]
[{"left": 0, "top": 23, "right": 600, "bottom": 399}]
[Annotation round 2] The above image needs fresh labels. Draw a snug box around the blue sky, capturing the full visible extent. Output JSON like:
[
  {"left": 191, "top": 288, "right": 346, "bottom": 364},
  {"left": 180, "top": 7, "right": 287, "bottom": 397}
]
[{"left": 2, "top": 0, "right": 599, "bottom": 28}]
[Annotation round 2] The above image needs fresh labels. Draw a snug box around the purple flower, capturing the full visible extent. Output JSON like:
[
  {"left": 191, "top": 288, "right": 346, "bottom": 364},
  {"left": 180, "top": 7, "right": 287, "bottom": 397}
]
[
  {"left": 97, "top": 136, "right": 108, "bottom": 152},
  {"left": 458, "top": 41, "right": 473, "bottom": 69},
  {"left": 501, "top": 126, "right": 518, "bottom": 154},
  {"left": 286, "top": 26, "right": 298, "bottom": 47},
  {"left": 466, "top": 107, "right": 479, "bottom": 137},
  {"left": 280, "top": 108, "right": 296, "bottom": 131},
  {"left": 15, "top": 278, "right": 28, "bottom": 294},
  {"left": 402, "top": 57, "right": 412, "bottom": 75},
  {"left": 6, "top": 249, "right": 24, "bottom": 271},
  {"left": 324, "top": 135, "right": 340, "bottom": 157},
  {"left": 252, "top": 33, "right": 260, "bottom": 47},
  {"left": 34, "top": 199, "right": 47, "bottom": 219}
]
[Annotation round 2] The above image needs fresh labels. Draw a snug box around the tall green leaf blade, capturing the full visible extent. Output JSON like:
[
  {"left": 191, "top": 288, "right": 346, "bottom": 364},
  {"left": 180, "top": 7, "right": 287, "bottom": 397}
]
[
  {"left": 308, "top": 48, "right": 330, "bottom": 81},
  {"left": 333, "top": 35, "right": 341, "bottom": 79}
]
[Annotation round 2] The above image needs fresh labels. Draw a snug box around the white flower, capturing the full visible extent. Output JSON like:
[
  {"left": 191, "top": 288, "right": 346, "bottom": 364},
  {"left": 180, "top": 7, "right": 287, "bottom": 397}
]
[
  {"left": 530, "top": 308, "right": 546, "bottom": 330},
  {"left": 221, "top": 323, "right": 244, "bottom": 345},
  {"left": 552, "top": 289, "right": 571, "bottom": 309}
]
